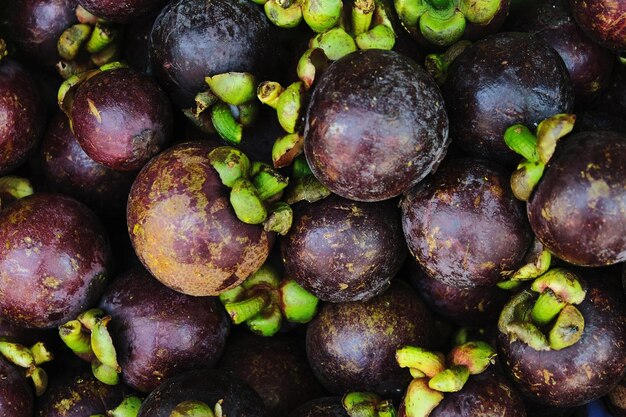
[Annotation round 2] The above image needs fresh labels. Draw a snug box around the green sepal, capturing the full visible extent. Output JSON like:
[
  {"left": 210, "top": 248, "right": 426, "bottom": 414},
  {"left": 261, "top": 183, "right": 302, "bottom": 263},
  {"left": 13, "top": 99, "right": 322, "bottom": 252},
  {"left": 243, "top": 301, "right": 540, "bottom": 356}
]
[
  {"left": 506, "top": 321, "right": 550, "bottom": 351},
  {"left": 355, "top": 24, "right": 396, "bottom": 50},
  {"left": 194, "top": 90, "right": 219, "bottom": 116},
  {"left": 244, "top": 264, "right": 282, "bottom": 289},
  {"left": 252, "top": 163, "right": 289, "bottom": 201},
  {"left": 535, "top": 113, "right": 576, "bottom": 164},
  {"left": 208, "top": 146, "right": 251, "bottom": 188},
  {"left": 531, "top": 289, "right": 566, "bottom": 327},
  {"left": 92, "top": 361, "right": 120, "bottom": 385},
  {"left": 302, "top": 0, "right": 343, "bottom": 32},
  {"left": 458, "top": 0, "right": 502, "bottom": 25},
  {"left": 230, "top": 177, "right": 268, "bottom": 224},
  {"left": 394, "top": 0, "right": 426, "bottom": 28},
  {"left": 98, "top": 61, "right": 128, "bottom": 72},
  {"left": 548, "top": 305, "right": 584, "bottom": 350},
  {"left": 343, "top": 392, "right": 397, "bottom": 417},
  {"left": 265, "top": 0, "right": 303, "bottom": 28},
  {"left": 395, "top": 346, "right": 445, "bottom": 378},
  {"left": 284, "top": 175, "right": 331, "bottom": 204},
  {"left": 236, "top": 102, "right": 259, "bottom": 127},
  {"left": 29, "top": 366, "right": 48, "bottom": 396},
  {"left": 292, "top": 155, "right": 313, "bottom": 179},
  {"left": 279, "top": 279, "right": 319, "bottom": 323},
  {"left": 264, "top": 201, "right": 294, "bottom": 235},
  {"left": 504, "top": 124, "right": 539, "bottom": 163},
  {"left": 30, "top": 342, "right": 54, "bottom": 366},
  {"left": 91, "top": 316, "right": 120, "bottom": 372},
  {"left": 257, "top": 81, "right": 284, "bottom": 109},
  {"left": 277, "top": 81, "right": 305, "bottom": 134},
  {"left": 219, "top": 286, "right": 245, "bottom": 305},
  {"left": 205, "top": 72, "right": 257, "bottom": 106},
  {"left": 428, "top": 365, "right": 470, "bottom": 392},
  {"left": 59, "top": 320, "right": 95, "bottom": 359},
  {"left": 351, "top": 0, "right": 375, "bottom": 36},
  {"left": 78, "top": 308, "right": 105, "bottom": 331},
  {"left": 91, "top": 42, "right": 120, "bottom": 67},
  {"left": 272, "top": 133, "right": 304, "bottom": 169},
  {"left": 224, "top": 290, "right": 272, "bottom": 324},
  {"left": 297, "top": 48, "right": 330, "bottom": 90},
  {"left": 402, "top": 378, "right": 444, "bottom": 417},
  {"left": 310, "top": 27, "right": 358, "bottom": 60},
  {"left": 419, "top": 9, "right": 466, "bottom": 47},
  {"left": 0, "top": 340, "right": 35, "bottom": 368},
  {"left": 58, "top": 24, "right": 92, "bottom": 61},
  {"left": 510, "top": 160, "right": 545, "bottom": 202},
  {"left": 447, "top": 341, "right": 495, "bottom": 375},
  {"left": 211, "top": 103, "right": 243, "bottom": 146},
  {"left": 107, "top": 396, "right": 143, "bottom": 417},
  {"left": 169, "top": 400, "right": 215, "bottom": 417},
  {"left": 247, "top": 304, "right": 283, "bottom": 336},
  {"left": 531, "top": 268, "right": 586, "bottom": 305}
]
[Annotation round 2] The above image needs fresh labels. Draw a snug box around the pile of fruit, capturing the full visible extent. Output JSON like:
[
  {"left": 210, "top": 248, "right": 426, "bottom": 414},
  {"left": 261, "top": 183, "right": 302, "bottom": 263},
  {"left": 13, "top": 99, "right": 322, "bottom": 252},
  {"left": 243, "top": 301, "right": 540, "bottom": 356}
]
[{"left": 0, "top": 0, "right": 624, "bottom": 416}]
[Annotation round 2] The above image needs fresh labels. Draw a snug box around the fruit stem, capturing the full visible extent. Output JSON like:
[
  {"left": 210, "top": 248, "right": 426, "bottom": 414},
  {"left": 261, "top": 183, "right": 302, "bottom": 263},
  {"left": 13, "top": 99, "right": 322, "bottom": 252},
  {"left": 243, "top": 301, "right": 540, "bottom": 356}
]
[
  {"left": 85, "top": 22, "right": 117, "bottom": 54},
  {"left": 0, "top": 340, "right": 35, "bottom": 368},
  {"left": 247, "top": 304, "right": 283, "bottom": 336},
  {"left": 28, "top": 366, "right": 48, "bottom": 396},
  {"left": 91, "top": 316, "right": 121, "bottom": 372},
  {"left": 352, "top": 0, "right": 375, "bottom": 36},
  {"left": 257, "top": 81, "right": 284, "bottom": 109},
  {"left": 230, "top": 177, "right": 268, "bottom": 224},
  {"left": 224, "top": 292, "right": 271, "bottom": 324}
]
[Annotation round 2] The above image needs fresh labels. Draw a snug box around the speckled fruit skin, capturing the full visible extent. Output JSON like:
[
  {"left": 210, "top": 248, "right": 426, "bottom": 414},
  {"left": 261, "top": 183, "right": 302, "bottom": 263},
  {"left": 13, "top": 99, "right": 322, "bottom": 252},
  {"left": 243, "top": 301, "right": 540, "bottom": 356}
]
[
  {"left": 150, "top": 0, "right": 275, "bottom": 108},
  {"left": 41, "top": 112, "right": 136, "bottom": 214},
  {"left": 0, "top": 357, "right": 33, "bottom": 417},
  {"left": 570, "top": 0, "right": 626, "bottom": 51},
  {"left": 306, "top": 281, "right": 433, "bottom": 397},
  {"left": 281, "top": 194, "right": 407, "bottom": 302},
  {"left": 287, "top": 397, "right": 347, "bottom": 417},
  {"left": 398, "top": 371, "right": 526, "bottom": 417},
  {"left": 516, "top": 0, "right": 614, "bottom": 104},
  {"left": 442, "top": 32, "right": 574, "bottom": 165},
  {"left": 528, "top": 131, "right": 626, "bottom": 266},
  {"left": 0, "top": 59, "right": 45, "bottom": 175},
  {"left": 304, "top": 49, "right": 449, "bottom": 202},
  {"left": 127, "top": 141, "right": 273, "bottom": 296},
  {"left": 9, "top": 0, "right": 77, "bottom": 66},
  {"left": 70, "top": 67, "right": 173, "bottom": 171},
  {"left": 401, "top": 158, "right": 532, "bottom": 288},
  {"left": 497, "top": 279, "right": 626, "bottom": 407},
  {"left": 218, "top": 332, "right": 326, "bottom": 417},
  {"left": 137, "top": 369, "right": 267, "bottom": 417},
  {"left": 99, "top": 267, "right": 230, "bottom": 393},
  {"left": 0, "top": 193, "right": 111, "bottom": 328},
  {"left": 36, "top": 367, "right": 133, "bottom": 417},
  {"left": 78, "top": 0, "right": 165, "bottom": 23}
]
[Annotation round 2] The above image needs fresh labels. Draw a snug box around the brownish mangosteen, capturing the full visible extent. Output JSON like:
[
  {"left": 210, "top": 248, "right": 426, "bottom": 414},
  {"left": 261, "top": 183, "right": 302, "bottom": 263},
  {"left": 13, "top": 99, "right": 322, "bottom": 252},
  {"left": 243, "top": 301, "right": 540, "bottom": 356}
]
[
  {"left": 127, "top": 141, "right": 273, "bottom": 296},
  {"left": 0, "top": 193, "right": 111, "bottom": 328},
  {"left": 304, "top": 49, "right": 449, "bottom": 202}
]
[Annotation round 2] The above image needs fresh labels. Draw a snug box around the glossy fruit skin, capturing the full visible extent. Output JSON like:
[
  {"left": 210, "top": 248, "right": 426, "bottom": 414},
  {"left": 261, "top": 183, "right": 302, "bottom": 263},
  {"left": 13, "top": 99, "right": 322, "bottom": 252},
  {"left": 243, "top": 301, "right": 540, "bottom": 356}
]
[
  {"left": 150, "top": 0, "right": 275, "bottom": 107},
  {"left": 78, "top": 0, "right": 165, "bottom": 23},
  {"left": 0, "top": 59, "right": 45, "bottom": 175},
  {"left": 99, "top": 267, "right": 230, "bottom": 393},
  {"left": 36, "top": 366, "right": 133, "bottom": 417},
  {"left": 442, "top": 32, "right": 574, "bottom": 165},
  {"left": 304, "top": 49, "right": 449, "bottom": 202},
  {"left": 401, "top": 158, "right": 532, "bottom": 287},
  {"left": 0, "top": 357, "right": 33, "bottom": 417},
  {"left": 306, "top": 281, "right": 433, "bottom": 397},
  {"left": 0, "top": 193, "right": 111, "bottom": 328},
  {"left": 9, "top": 0, "right": 77, "bottom": 66},
  {"left": 127, "top": 141, "right": 273, "bottom": 296},
  {"left": 41, "top": 112, "right": 136, "bottom": 214},
  {"left": 570, "top": 0, "right": 626, "bottom": 51},
  {"left": 70, "top": 68, "right": 173, "bottom": 171},
  {"left": 137, "top": 369, "right": 267, "bottom": 417},
  {"left": 528, "top": 131, "right": 626, "bottom": 266},
  {"left": 287, "top": 397, "right": 347, "bottom": 417},
  {"left": 515, "top": 0, "right": 614, "bottom": 104},
  {"left": 281, "top": 194, "right": 407, "bottom": 302},
  {"left": 218, "top": 332, "right": 326, "bottom": 417},
  {"left": 497, "top": 279, "right": 626, "bottom": 407}
]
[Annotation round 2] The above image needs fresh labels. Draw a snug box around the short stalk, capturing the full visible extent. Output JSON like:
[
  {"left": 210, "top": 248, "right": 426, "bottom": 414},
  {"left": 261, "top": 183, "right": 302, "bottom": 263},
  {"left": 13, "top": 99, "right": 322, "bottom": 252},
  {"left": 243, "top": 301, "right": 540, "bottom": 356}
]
[
  {"left": 28, "top": 366, "right": 48, "bottom": 396},
  {"left": 352, "top": 0, "right": 375, "bottom": 36},
  {"left": 503, "top": 124, "right": 540, "bottom": 163},
  {"left": 85, "top": 23, "right": 118, "bottom": 54},
  {"left": 78, "top": 308, "right": 105, "bottom": 331},
  {"left": 224, "top": 292, "right": 271, "bottom": 324},
  {"left": 0, "top": 340, "right": 35, "bottom": 368},
  {"left": 257, "top": 81, "right": 284, "bottom": 108},
  {"left": 302, "top": 0, "right": 343, "bottom": 33}
]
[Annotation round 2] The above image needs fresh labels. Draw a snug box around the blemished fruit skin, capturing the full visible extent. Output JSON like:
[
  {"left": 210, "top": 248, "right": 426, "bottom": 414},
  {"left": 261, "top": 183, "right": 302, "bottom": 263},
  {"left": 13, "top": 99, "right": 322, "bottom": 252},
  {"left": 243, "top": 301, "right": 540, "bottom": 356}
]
[
  {"left": 0, "top": 193, "right": 111, "bottom": 328},
  {"left": 127, "top": 141, "right": 273, "bottom": 296},
  {"left": 0, "top": 59, "right": 45, "bottom": 175},
  {"left": 281, "top": 194, "right": 407, "bottom": 302},
  {"left": 528, "top": 131, "right": 626, "bottom": 266},
  {"left": 304, "top": 49, "right": 450, "bottom": 202},
  {"left": 0, "top": 357, "right": 33, "bottom": 417},
  {"left": 99, "top": 267, "right": 231, "bottom": 393},
  {"left": 569, "top": 0, "right": 626, "bottom": 51}
]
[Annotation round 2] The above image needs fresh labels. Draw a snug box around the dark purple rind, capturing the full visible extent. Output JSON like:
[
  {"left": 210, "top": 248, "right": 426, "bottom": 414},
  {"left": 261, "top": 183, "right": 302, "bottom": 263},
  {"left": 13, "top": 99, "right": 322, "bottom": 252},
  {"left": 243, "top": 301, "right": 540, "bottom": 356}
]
[
  {"left": 9, "top": 0, "right": 77, "bottom": 66},
  {"left": 304, "top": 49, "right": 449, "bottom": 202},
  {"left": 0, "top": 59, "right": 45, "bottom": 175},
  {"left": 41, "top": 112, "right": 136, "bottom": 214},
  {"left": 150, "top": 0, "right": 276, "bottom": 108},
  {"left": 137, "top": 369, "right": 267, "bottom": 417},
  {"left": 35, "top": 366, "right": 133, "bottom": 417},
  {"left": 515, "top": 0, "right": 614, "bottom": 104},
  {"left": 287, "top": 397, "right": 347, "bottom": 417},
  {"left": 78, "top": 0, "right": 165, "bottom": 23},
  {"left": 569, "top": 0, "right": 626, "bottom": 51},
  {"left": 0, "top": 193, "right": 111, "bottom": 328},
  {"left": 427, "top": 371, "right": 526, "bottom": 417},
  {"left": 497, "top": 279, "right": 626, "bottom": 407},
  {"left": 281, "top": 194, "right": 407, "bottom": 302},
  {"left": 70, "top": 67, "right": 173, "bottom": 171},
  {"left": 408, "top": 261, "right": 512, "bottom": 327},
  {"left": 401, "top": 158, "right": 532, "bottom": 287},
  {"left": 441, "top": 32, "right": 574, "bottom": 165},
  {"left": 127, "top": 141, "right": 273, "bottom": 296},
  {"left": 306, "top": 281, "right": 433, "bottom": 397},
  {"left": 218, "top": 331, "right": 326, "bottom": 417},
  {"left": 528, "top": 131, "right": 626, "bottom": 266},
  {"left": 99, "top": 267, "right": 230, "bottom": 393},
  {"left": 0, "top": 357, "right": 33, "bottom": 417}
]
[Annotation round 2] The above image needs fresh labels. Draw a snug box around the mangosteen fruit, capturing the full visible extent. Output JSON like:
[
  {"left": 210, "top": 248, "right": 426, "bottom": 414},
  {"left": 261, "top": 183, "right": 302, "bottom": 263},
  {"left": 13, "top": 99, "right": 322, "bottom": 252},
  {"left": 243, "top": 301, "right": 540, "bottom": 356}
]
[
  {"left": 0, "top": 356, "right": 33, "bottom": 417},
  {"left": 569, "top": 0, "right": 626, "bottom": 51},
  {"left": 137, "top": 369, "right": 267, "bottom": 417},
  {"left": 281, "top": 193, "right": 407, "bottom": 302},
  {"left": 441, "top": 32, "right": 574, "bottom": 164},
  {"left": 0, "top": 193, "right": 111, "bottom": 328},
  {"left": 94, "top": 267, "right": 230, "bottom": 392},
  {"left": 150, "top": 0, "right": 276, "bottom": 108},
  {"left": 77, "top": 0, "right": 165, "bottom": 23},
  {"left": 306, "top": 281, "right": 433, "bottom": 396},
  {"left": 69, "top": 66, "right": 173, "bottom": 171},
  {"left": 304, "top": 48, "right": 449, "bottom": 202},
  {"left": 127, "top": 141, "right": 273, "bottom": 296},
  {"left": 401, "top": 157, "right": 532, "bottom": 288}
]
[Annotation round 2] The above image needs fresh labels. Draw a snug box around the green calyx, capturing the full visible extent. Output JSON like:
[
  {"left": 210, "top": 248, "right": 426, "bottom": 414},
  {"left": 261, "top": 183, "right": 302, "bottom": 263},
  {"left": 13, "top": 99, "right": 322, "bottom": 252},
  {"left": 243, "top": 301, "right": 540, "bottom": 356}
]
[
  {"left": 498, "top": 268, "right": 587, "bottom": 351},
  {"left": 419, "top": 9, "right": 466, "bottom": 47},
  {"left": 272, "top": 133, "right": 304, "bottom": 169},
  {"left": 396, "top": 346, "right": 446, "bottom": 378},
  {"left": 283, "top": 174, "right": 331, "bottom": 204},
  {"left": 105, "top": 396, "right": 143, "bottom": 417},
  {"left": 310, "top": 27, "right": 358, "bottom": 61},
  {"left": 0, "top": 176, "right": 34, "bottom": 207},
  {"left": 297, "top": 48, "right": 330, "bottom": 90},
  {"left": 230, "top": 178, "right": 268, "bottom": 224},
  {"left": 302, "top": 0, "right": 343, "bottom": 33},
  {"left": 220, "top": 264, "right": 319, "bottom": 336},
  {"left": 458, "top": 0, "right": 502, "bottom": 25},
  {"left": 209, "top": 147, "right": 251, "bottom": 188},
  {"left": 169, "top": 400, "right": 222, "bottom": 417},
  {"left": 277, "top": 82, "right": 306, "bottom": 134},
  {"left": 211, "top": 103, "right": 243, "bottom": 146},
  {"left": 425, "top": 40, "right": 472, "bottom": 85},
  {"left": 504, "top": 114, "right": 575, "bottom": 201},
  {"left": 265, "top": 0, "right": 303, "bottom": 28},
  {"left": 447, "top": 341, "right": 496, "bottom": 375},
  {"left": 257, "top": 81, "right": 284, "bottom": 109},
  {"left": 0, "top": 39, "right": 7, "bottom": 63},
  {"left": 0, "top": 338, "right": 53, "bottom": 396},
  {"left": 428, "top": 365, "right": 469, "bottom": 392},
  {"left": 205, "top": 72, "right": 257, "bottom": 106},
  {"left": 355, "top": 24, "right": 396, "bottom": 50},
  {"left": 402, "top": 378, "right": 444, "bottom": 417},
  {"left": 252, "top": 162, "right": 289, "bottom": 201},
  {"left": 497, "top": 240, "right": 552, "bottom": 289},
  {"left": 263, "top": 201, "right": 294, "bottom": 235},
  {"left": 342, "top": 392, "right": 397, "bottom": 417}
]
